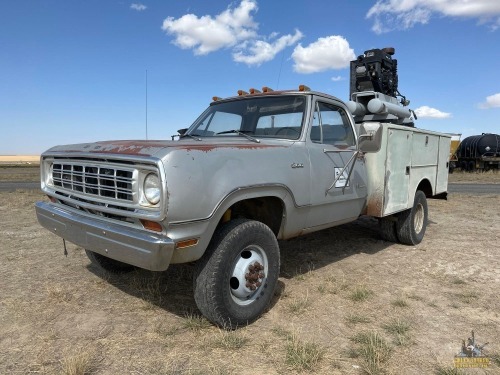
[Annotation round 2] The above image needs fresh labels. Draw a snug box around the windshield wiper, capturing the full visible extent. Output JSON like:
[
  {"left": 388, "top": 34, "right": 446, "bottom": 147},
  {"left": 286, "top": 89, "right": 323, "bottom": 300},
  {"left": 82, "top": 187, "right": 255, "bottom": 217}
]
[
  {"left": 216, "top": 130, "right": 260, "bottom": 143},
  {"left": 180, "top": 133, "right": 202, "bottom": 141}
]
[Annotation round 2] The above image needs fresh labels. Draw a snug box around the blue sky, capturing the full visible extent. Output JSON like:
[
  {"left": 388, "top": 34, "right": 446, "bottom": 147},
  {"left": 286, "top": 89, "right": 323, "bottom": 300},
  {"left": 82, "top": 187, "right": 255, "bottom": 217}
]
[{"left": 1, "top": 0, "right": 499, "bottom": 155}]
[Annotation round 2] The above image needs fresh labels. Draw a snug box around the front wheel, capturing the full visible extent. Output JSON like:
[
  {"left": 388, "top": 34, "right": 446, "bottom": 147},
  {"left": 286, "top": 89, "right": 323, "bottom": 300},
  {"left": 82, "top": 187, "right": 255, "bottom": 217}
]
[
  {"left": 395, "top": 190, "right": 428, "bottom": 245},
  {"left": 193, "top": 219, "right": 280, "bottom": 328}
]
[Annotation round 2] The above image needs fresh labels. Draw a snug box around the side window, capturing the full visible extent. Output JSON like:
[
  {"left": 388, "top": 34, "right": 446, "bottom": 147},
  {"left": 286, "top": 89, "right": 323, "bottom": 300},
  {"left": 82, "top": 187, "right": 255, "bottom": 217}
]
[{"left": 310, "top": 102, "right": 355, "bottom": 146}]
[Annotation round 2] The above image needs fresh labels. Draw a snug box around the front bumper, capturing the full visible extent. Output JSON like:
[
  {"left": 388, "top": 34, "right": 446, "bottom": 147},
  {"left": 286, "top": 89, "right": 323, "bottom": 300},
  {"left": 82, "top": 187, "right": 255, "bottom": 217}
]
[{"left": 35, "top": 201, "right": 174, "bottom": 271}]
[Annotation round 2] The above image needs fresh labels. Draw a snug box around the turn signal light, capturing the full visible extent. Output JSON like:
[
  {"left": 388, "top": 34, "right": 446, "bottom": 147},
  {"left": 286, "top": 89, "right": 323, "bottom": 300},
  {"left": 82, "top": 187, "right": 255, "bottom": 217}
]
[
  {"left": 175, "top": 238, "right": 199, "bottom": 249},
  {"left": 140, "top": 220, "right": 163, "bottom": 232}
]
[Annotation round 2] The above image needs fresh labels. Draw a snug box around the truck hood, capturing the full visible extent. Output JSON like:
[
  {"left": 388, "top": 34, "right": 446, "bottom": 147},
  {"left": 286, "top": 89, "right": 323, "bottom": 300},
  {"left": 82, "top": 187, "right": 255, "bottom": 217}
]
[{"left": 44, "top": 139, "right": 289, "bottom": 158}]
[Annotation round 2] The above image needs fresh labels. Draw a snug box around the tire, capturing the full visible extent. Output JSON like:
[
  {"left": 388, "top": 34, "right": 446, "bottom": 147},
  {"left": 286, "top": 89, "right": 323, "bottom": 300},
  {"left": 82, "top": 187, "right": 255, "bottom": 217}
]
[
  {"left": 468, "top": 161, "right": 475, "bottom": 172},
  {"left": 379, "top": 216, "right": 399, "bottom": 243},
  {"left": 85, "top": 249, "right": 135, "bottom": 273},
  {"left": 396, "top": 190, "right": 428, "bottom": 245},
  {"left": 449, "top": 161, "right": 456, "bottom": 174},
  {"left": 193, "top": 219, "right": 280, "bottom": 329}
]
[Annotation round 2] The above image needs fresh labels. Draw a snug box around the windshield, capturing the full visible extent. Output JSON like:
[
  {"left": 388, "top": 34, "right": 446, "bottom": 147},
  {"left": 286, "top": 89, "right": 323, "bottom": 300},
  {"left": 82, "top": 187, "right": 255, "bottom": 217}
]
[{"left": 187, "top": 95, "right": 307, "bottom": 140}]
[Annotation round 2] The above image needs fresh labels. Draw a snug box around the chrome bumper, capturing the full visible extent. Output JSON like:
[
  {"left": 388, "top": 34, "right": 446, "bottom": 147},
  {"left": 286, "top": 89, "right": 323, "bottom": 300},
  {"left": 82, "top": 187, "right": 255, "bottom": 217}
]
[{"left": 35, "top": 201, "right": 174, "bottom": 271}]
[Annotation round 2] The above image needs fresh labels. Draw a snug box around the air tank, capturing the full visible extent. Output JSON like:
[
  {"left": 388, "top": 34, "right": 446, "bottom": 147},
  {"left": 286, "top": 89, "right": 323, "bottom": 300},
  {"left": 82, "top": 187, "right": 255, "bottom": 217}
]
[
  {"left": 346, "top": 101, "right": 367, "bottom": 116},
  {"left": 367, "top": 98, "right": 412, "bottom": 119},
  {"left": 346, "top": 97, "right": 412, "bottom": 119}
]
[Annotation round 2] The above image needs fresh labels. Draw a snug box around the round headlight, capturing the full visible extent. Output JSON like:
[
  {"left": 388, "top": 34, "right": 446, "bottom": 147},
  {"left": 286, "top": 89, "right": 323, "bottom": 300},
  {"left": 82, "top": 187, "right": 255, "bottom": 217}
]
[{"left": 143, "top": 173, "right": 160, "bottom": 205}]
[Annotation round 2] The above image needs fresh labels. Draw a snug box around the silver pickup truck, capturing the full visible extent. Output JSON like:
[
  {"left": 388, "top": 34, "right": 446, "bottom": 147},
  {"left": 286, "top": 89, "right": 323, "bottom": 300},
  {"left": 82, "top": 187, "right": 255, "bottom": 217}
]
[{"left": 36, "top": 85, "right": 450, "bottom": 328}]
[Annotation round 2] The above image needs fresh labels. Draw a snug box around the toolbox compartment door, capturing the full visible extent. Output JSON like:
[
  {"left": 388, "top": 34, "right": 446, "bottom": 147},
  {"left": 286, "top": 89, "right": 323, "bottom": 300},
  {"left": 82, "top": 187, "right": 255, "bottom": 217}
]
[{"left": 384, "top": 128, "right": 412, "bottom": 214}]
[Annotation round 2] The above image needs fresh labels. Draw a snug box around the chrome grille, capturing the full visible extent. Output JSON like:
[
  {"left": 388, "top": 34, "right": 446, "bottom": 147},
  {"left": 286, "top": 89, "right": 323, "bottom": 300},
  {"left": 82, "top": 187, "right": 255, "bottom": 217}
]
[{"left": 52, "top": 163, "right": 134, "bottom": 201}]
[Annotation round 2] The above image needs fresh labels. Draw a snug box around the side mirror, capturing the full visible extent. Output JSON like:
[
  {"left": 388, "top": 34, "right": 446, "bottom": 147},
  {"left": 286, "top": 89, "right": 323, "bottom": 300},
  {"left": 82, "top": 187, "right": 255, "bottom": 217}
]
[
  {"left": 177, "top": 128, "right": 188, "bottom": 136},
  {"left": 358, "top": 122, "right": 382, "bottom": 153}
]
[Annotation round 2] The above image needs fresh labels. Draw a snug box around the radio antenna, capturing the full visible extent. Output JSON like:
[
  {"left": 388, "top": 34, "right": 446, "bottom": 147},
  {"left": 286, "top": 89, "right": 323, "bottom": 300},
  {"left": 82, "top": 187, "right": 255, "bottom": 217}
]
[
  {"left": 145, "top": 69, "right": 148, "bottom": 140},
  {"left": 276, "top": 50, "right": 285, "bottom": 89}
]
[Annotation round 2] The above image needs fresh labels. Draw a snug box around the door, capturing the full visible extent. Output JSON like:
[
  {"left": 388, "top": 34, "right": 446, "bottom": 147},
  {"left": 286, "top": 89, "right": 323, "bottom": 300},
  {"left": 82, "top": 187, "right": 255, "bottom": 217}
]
[
  {"left": 384, "top": 128, "right": 412, "bottom": 214},
  {"left": 305, "top": 99, "right": 367, "bottom": 230}
]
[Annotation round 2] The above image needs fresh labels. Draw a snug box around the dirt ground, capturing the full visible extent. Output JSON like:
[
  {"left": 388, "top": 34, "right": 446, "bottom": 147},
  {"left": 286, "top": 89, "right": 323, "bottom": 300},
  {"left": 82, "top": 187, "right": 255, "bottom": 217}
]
[{"left": 1, "top": 171, "right": 499, "bottom": 374}]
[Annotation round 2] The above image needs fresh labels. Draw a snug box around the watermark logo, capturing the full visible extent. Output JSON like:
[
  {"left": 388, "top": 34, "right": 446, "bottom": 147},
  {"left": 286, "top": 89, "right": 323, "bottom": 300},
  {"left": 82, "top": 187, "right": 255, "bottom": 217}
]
[{"left": 454, "top": 331, "right": 490, "bottom": 368}]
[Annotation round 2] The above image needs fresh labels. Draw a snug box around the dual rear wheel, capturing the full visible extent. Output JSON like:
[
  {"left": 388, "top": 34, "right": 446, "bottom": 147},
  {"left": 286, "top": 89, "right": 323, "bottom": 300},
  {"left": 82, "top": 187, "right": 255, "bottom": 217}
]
[{"left": 379, "top": 190, "right": 428, "bottom": 245}]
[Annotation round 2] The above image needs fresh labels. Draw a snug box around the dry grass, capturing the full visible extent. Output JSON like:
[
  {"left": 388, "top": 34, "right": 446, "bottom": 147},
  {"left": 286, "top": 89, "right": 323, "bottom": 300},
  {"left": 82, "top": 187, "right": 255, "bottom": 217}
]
[
  {"left": 345, "top": 313, "right": 371, "bottom": 326},
  {"left": 286, "top": 292, "right": 311, "bottom": 315},
  {"left": 212, "top": 329, "right": 249, "bottom": 350},
  {"left": 391, "top": 296, "right": 409, "bottom": 308},
  {"left": 1, "top": 169, "right": 499, "bottom": 374},
  {"left": 351, "top": 332, "right": 392, "bottom": 375},
  {"left": 0, "top": 166, "right": 40, "bottom": 182},
  {"left": 448, "top": 169, "right": 500, "bottom": 183},
  {"left": 434, "top": 366, "right": 465, "bottom": 375},
  {"left": 181, "top": 312, "right": 212, "bottom": 331},
  {"left": 60, "top": 348, "right": 99, "bottom": 375},
  {"left": 285, "top": 332, "right": 325, "bottom": 372},
  {"left": 383, "top": 318, "right": 412, "bottom": 346},
  {"left": 349, "top": 285, "right": 374, "bottom": 302}
]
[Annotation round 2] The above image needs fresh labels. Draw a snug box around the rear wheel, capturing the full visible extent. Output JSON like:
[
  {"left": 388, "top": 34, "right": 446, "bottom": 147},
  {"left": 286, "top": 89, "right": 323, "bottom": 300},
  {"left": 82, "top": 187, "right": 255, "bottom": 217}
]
[
  {"left": 396, "top": 190, "right": 428, "bottom": 245},
  {"left": 85, "top": 249, "right": 135, "bottom": 273},
  {"left": 193, "top": 219, "right": 280, "bottom": 329},
  {"left": 379, "top": 216, "right": 398, "bottom": 243}
]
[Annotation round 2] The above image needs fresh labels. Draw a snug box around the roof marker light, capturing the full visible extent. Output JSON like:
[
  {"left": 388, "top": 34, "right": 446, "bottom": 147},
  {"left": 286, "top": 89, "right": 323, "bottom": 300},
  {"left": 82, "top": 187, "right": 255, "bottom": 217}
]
[
  {"left": 212, "top": 96, "right": 223, "bottom": 101},
  {"left": 262, "top": 86, "right": 274, "bottom": 93},
  {"left": 238, "top": 90, "right": 248, "bottom": 96},
  {"left": 299, "top": 84, "right": 311, "bottom": 92},
  {"left": 249, "top": 88, "right": 261, "bottom": 94}
]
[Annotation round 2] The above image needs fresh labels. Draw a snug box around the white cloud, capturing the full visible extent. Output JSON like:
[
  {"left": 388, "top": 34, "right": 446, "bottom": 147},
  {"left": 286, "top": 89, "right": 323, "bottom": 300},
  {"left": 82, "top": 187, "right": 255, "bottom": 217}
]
[
  {"left": 292, "top": 36, "right": 355, "bottom": 74},
  {"left": 331, "top": 76, "right": 343, "bottom": 82},
  {"left": 478, "top": 93, "right": 500, "bottom": 109},
  {"left": 161, "top": 0, "right": 258, "bottom": 55},
  {"left": 130, "top": 3, "right": 147, "bottom": 11},
  {"left": 367, "top": 0, "right": 500, "bottom": 34},
  {"left": 232, "top": 30, "right": 303, "bottom": 66},
  {"left": 414, "top": 106, "right": 452, "bottom": 118}
]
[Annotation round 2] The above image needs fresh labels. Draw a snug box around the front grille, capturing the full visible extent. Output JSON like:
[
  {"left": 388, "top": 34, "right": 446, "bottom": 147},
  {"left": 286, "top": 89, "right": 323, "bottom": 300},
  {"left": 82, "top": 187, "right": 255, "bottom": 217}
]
[{"left": 52, "top": 163, "right": 134, "bottom": 201}]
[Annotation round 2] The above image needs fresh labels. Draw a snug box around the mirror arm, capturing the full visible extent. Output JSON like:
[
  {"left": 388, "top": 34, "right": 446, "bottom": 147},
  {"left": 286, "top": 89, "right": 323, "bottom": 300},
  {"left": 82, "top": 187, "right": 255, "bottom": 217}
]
[
  {"left": 325, "top": 150, "right": 360, "bottom": 195},
  {"left": 324, "top": 131, "right": 374, "bottom": 195}
]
